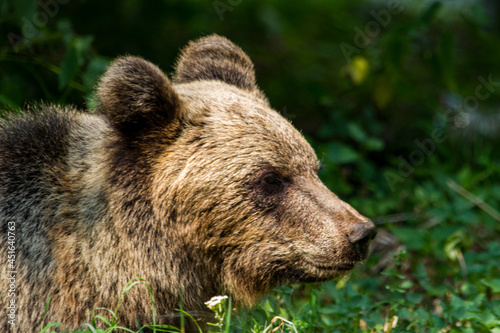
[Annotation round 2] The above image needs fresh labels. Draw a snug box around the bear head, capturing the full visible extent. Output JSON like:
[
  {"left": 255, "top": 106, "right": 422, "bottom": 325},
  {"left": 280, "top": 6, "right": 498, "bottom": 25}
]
[{"left": 96, "top": 34, "right": 376, "bottom": 307}]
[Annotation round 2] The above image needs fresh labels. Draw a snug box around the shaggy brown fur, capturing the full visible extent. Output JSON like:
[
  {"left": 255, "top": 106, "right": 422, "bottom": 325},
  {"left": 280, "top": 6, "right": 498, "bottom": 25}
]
[{"left": 0, "top": 35, "right": 376, "bottom": 332}]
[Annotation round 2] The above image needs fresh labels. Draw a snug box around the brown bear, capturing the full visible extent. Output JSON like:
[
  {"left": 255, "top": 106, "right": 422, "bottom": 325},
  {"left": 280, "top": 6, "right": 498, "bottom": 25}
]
[{"left": 0, "top": 35, "right": 376, "bottom": 331}]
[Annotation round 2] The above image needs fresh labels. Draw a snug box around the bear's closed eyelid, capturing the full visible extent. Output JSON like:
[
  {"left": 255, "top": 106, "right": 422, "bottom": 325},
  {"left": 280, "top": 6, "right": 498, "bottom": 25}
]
[
  {"left": 262, "top": 172, "right": 282, "bottom": 185},
  {"left": 255, "top": 171, "right": 286, "bottom": 196}
]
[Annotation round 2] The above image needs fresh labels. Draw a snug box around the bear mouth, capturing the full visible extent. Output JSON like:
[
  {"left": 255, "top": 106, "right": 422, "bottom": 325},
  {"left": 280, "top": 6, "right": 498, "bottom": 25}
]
[
  {"left": 311, "top": 262, "right": 355, "bottom": 272},
  {"left": 296, "top": 257, "right": 357, "bottom": 283},
  {"left": 285, "top": 264, "right": 354, "bottom": 283},
  {"left": 301, "top": 255, "right": 357, "bottom": 272},
  {"left": 275, "top": 260, "right": 356, "bottom": 284}
]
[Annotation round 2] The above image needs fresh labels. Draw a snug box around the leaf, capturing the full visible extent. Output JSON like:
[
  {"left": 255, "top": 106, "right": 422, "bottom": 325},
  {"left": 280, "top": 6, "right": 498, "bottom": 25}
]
[
  {"left": 343, "top": 56, "right": 370, "bottom": 85},
  {"left": 481, "top": 279, "right": 500, "bottom": 293},
  {"left": 59, "top": 35, "right": 93, "bottom": 91},
  {"left": 413, "top": 308, "right": 430, "bottom": 321},
  {"left": 57, "top": 19, "right": 74, "bottom": 44},
  {"left": 59, "top": 43, "right": 79, "bottom": 90},
  {"left": 478, "top": 310, "right": 500, "bottom": 328},
  {"left": 400, "top": 280, "right": 413, "bottom": 289},
  {"left": 444, "top": 231, "right": 465, "bottom": 261},
  {"left": 40, "top": 322, "right": 62, "bottom": 333},
  {"left": 347, "top": 122, "right": 367, "bottom": 142},
  {"left": 450, "top": 305, "right": 467, "bottom": 320},
  {"left": 398, "top": 307, "right": 412, "bottom": 320},
  {"left": 430, "top": 315, "right": 445, "bottom": 330},
  {"left": 318, "top": 305, "right": 341, "bottom": 315},
  {"left": 262, "top": 299, "right": 278, "bottom": 314},
  {"left": 449, "top": 294, "right": 467, "bottom": 310},
  {"left": 74, "top": 36, "right": 94, "bottom": 65},
  {"left": 406, "top": 292, "right": 423, "bottom": 304},
  {"left": 364, "top": 137, "right": 384, "bottom": 151},
  {"left": 83, "top": 57, "right": 108, "bottom": 89},
  {"left": 326, "top": 143, "right": 359, "bottom": 164}
]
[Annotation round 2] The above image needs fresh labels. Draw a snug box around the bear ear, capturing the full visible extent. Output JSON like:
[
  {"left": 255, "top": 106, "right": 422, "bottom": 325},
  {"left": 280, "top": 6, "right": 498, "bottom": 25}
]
[
  {"left": 97, "top": 56, "right": 181, "bottom": 139},
  {"left": 174, "top": 34, "right": 265, "bottom": 97}
]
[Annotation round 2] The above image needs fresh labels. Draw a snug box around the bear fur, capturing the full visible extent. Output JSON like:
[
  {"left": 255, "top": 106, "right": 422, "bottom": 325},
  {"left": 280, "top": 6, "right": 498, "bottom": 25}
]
[{"left": 0, "top": 35, "right": 376, "bottom": 331}]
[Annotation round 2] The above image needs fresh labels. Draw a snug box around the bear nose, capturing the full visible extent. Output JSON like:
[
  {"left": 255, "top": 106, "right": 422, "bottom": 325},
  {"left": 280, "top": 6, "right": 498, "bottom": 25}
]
[{"left": 347, "top": 221, "right": 377, "bottom": 248}]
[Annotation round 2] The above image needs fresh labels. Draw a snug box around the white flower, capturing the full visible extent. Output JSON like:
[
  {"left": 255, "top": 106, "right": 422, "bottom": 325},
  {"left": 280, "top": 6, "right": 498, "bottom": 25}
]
[{"left": 204, "top": 295, "right": 228, "bottom": 309}]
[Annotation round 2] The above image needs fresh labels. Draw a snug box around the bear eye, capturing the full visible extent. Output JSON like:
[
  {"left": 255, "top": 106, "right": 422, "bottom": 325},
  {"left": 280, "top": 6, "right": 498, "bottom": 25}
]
[
  {"left": 258, "top": 173, "right": 285, "bottom": 196},
  {"left": 263, "top": 173, "right": 281, "bottom": 185}
]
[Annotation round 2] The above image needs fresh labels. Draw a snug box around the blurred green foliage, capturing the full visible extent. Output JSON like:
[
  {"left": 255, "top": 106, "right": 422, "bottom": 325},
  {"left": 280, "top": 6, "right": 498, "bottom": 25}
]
[{"left": 1, "top": 0, "right": 500, "bottom": 331}]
